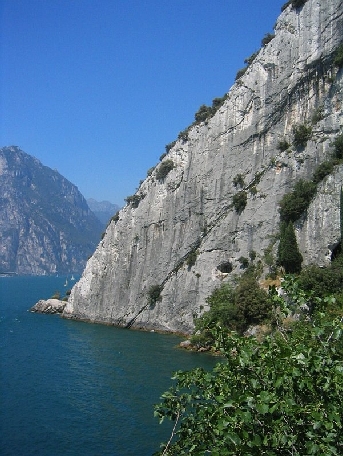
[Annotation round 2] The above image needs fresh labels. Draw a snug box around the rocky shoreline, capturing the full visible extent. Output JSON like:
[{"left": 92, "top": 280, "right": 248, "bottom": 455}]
[{"left": 30, "top": 299, "right": 67, "bottom": 314}]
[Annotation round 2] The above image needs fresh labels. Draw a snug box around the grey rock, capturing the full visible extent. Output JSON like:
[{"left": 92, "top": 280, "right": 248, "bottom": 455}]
[
  {"left": 64, "top": 0, "right": 343, "bottom": 333},
  {"left": 0, "top": 146, "right": 103, "bottom": 275},
  {"left": 31, "top": 299, "right": 67, "bottom": 314}
]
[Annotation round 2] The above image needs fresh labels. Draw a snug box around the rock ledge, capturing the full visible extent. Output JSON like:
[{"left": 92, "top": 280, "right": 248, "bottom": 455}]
[{"left": 30, "top": 299, "right": 67, "bottom": 314}]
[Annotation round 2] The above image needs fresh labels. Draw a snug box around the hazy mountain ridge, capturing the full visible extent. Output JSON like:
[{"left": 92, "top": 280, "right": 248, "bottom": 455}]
[
  {"left": 87, "top": 198, "right": 120, "bottom": 226},
  {"left": 0, "top": 146, "right": 103, "bottom": 275}
]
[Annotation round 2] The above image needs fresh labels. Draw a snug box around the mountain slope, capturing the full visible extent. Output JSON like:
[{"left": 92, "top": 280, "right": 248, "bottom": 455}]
[
  {"left": 87, "top": 198, "right": 120, "bottom": 226},
  {"left": 64, "top": 0, "right": 343, "bottom": 333},
  {"left": 0, "top": 146, "right": 103, "bottom": 275}
]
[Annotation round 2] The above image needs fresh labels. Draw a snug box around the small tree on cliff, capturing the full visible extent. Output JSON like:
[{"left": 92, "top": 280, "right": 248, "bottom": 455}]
[{"left": 278, "top": 222, "right": 303, "bottom": 273}]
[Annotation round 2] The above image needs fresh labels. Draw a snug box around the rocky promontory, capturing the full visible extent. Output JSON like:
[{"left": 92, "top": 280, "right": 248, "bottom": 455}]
[{"left": 31, "top": 299, "right": 67, "bottom": 314}]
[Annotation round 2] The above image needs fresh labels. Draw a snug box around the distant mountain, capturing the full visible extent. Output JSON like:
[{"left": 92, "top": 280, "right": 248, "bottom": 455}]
[
  {"left": 0, "top": 146, "right": 103, "bottom": 275},
  {"left": 87, "top": 198, "right": 120, "bottom": 226}
]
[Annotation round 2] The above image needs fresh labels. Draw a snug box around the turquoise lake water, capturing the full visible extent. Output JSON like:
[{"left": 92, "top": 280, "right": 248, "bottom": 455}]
[{"left": 0, "top": 276, "right": 218, "bottom": 455}]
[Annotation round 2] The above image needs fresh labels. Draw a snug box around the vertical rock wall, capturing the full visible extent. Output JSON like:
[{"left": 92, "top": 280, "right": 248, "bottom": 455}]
[{"left": 64, "top": 0, "right": 343, "bottom": 333}]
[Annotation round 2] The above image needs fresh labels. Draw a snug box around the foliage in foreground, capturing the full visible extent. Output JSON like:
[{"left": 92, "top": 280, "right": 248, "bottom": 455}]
[
  {"left": 191, "top": 270, "right": 273, "bottom": 347},
  {"left": 154, "top": 277, "right": 343, "bottom": 455}
]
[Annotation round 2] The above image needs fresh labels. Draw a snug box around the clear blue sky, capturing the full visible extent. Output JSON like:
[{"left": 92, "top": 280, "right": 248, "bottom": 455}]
[{"left": 1, "top": 0, "right": 283, "bottom": 206}]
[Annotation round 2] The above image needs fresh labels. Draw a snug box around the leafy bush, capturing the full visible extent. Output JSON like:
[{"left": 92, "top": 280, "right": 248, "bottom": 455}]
[
  {"left": 312, "top": 160, "right": 334, "bottom": 184},
  {"left": 147, "top": 285, "right": 162, "bottom": 307},
  {"left": 261, "top": 33, "right": 275, "bottom": 47},
  {"left": 155, "top": 309, "right": 343, "bottom": 455},
  {"left": 277, "top": 221, "right": 303, "bottom": 273},
  {"left": 156, "top": 159, "right": 174, "bottom": 180},
  {"left": 311, "top": 106, "right": 324, "bottom": 124},
  {"left": 111, "top": 211, "right": 120, "bottom": 223},
  {"left": 146, "top": 166, "right": 155, "bottom": 177},
  {"left": 333, "top": 133, "right": 343, "bottom": 160},
  {"left": 244, "top": 51, "right": 258, "bottom": 66},
  {"left": 334, "top": 43, "right": 343, "bottom": 68},
  {"left": 235, "top": 67, "right": 247, "bottom": 80},
  {"left": 277, "top": 139, "right": 290, "bottom": 151},
  {"left": 193, "top": 270, "right": 272, "bottom": 344},
  {"left": 211, "top": 95, "right": 227, "bottom": 111},
  {"left": 186, "top": 250, "right": 198, "bottom": 268},
  {"left": 238, "top": 256, "right": 249, "bottom": 269},
  {"left": 249, "top": 250, "right": 257, "bottom": 261},
  {"left": 194, "top": 104, "right": 212, "bottom": 123},
  {"left": 232, "top": 191, "right": 247, "bottom": 213},
  {"left": 279, "top": 179, "right": 316, "bottom": 222},
  {"left": 192, "top": 283, "right": 237, "bottom": 347},
  {"left": 292, "top": 123, "right": 312, "bottom": 148},
  {"left": 125, "top": 193, "right": 145, "bottom": 208},
  {"left": 193, "top": 95, "right": 227, "bottom": 126},
  {"left": 165, "top": 141, "right": 176, "bottom": 153},
  {"left": 178, "top": 129, "right": 189, "bottom": 142},
  {"left": 233, "top": 173, "right": 245, "bottom": 188},
  {"left": 155, "top": 275, "right": 343, "bottom": 455},
  {"left": 298, "top": 251, "right": 343, "bottom": 309},
  {"left": 281, "top": 0, "right": 308, "bottom": 10}
]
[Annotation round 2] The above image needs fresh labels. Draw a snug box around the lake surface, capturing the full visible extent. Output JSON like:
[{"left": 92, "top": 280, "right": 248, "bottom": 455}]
[{"left": 0, "top": 276, "right": 217, "bottom": 456}]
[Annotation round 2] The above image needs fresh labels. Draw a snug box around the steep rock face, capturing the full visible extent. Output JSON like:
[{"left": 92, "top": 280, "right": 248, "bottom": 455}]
[
  {"left": 0, "top": 146, "right": 103, "bottom": 275},
  {"left": 64, "top": 0, "right": 343, "bottom": 333}
]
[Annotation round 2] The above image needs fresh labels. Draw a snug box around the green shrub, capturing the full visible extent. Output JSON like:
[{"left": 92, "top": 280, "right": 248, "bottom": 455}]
[
  {"left": 334, "top": 43, "right": 343, "bottom": 68},
  {"left": 244, "top": 51, "right": 258, "bottom": 66},
  {"left": 292, "top": 123, "right": 312, "bottom": 148},
  {"left": 211, "top": 94, "right": 227, "bottom": 111},
  {"left": 156, "top": 159, "right": 174, "bottom": 180},
  {"left": 194, "top": 104, "right": 212, "bottom": 123},
  {"left": 311, "top": 106, "right": 324, "bottom": 124},
  {"left": 261, "top": 33, "right": 275, "bottom": 47},
  {"left": 165, "top": 141, "right": 176, "bottom": 153},
  {"left": 178, "top": 129, "right": 188, "bottom": 142},
  {"left": 155, "top": 297, "right": 343, "bottom": 455},
  {"left": 312, "top": 160, "right": 334, "bottom": 184},
  {"left": 235, "top": 67, "right": 248, "bottom": 80},
  {"left": 333, "top": 133, "right": 343, "bottom": 160},
  {"left": 186, "top": 250, "right": 198, "bottom": 268},
  {"left": 277, "top": 139, "right": 290, "bottom": 151},
  {"left": 238, "top": 256, "right": 249, "bottom": 269},
  {"left": 146, "top": 166, "right": 155, "bottom": 177},
  {"left": 277, "top": 221, "right": 303, "bottom": 273},
  {"left": 281, "top": 0, "right": 308, "bottom": 10},
  {"left": 125, "top": 193, "right": 145, "bottom": 208},
  {"left": 147, "top": 285, "right": 162, "bottom": 307},
  {"left": 193, "top": 271, "right": 273, "bottom": 344},
  {"left": 249, "top": 250, "right": 257, "bottom": 261},
  {"left": 51, "top": 291, "right": 61, "bottom": 299},
  {"left": 232, "top": 191, "right": 247, "bottom": 213},
  {"left": 249, "top": 185, "right": 258, "bottom": 196},
  {"left": 159, "top": 152, "right": 167, "bottom": 161},
  {"left": 234, "top": 271, "right": 273, "bottom": 329},
  {"left": 279, "top": 179, "right": 316, "bottom": 222},
  {"left": 111, "top": 211, "right": 120, "bottom": 223},
  {"left": 233, "top": 173, "right": 245, "bottom": 188}
]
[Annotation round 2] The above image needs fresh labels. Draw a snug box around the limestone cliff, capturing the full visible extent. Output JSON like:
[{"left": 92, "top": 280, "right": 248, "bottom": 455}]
[
  {"left": 64, "top": 0, "right": 343, "bottom": 333},
  {"left": 0, "top": 146, "right": 103, "bottom": 275}
]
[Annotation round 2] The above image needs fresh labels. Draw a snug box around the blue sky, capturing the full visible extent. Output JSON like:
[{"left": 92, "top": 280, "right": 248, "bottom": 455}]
[{"left": 1, "top": 0, "right": 283, "bottom": 206}]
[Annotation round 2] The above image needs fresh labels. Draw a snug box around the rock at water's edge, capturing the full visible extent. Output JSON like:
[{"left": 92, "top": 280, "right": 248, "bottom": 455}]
[{"left": 30, "top": 299, "right": 67, "bottom": 314}]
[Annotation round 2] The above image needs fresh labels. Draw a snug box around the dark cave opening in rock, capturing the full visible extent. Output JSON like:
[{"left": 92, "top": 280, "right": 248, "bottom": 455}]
[{"left": 217, "top": 261, "right": 233, "bottom": 274}]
